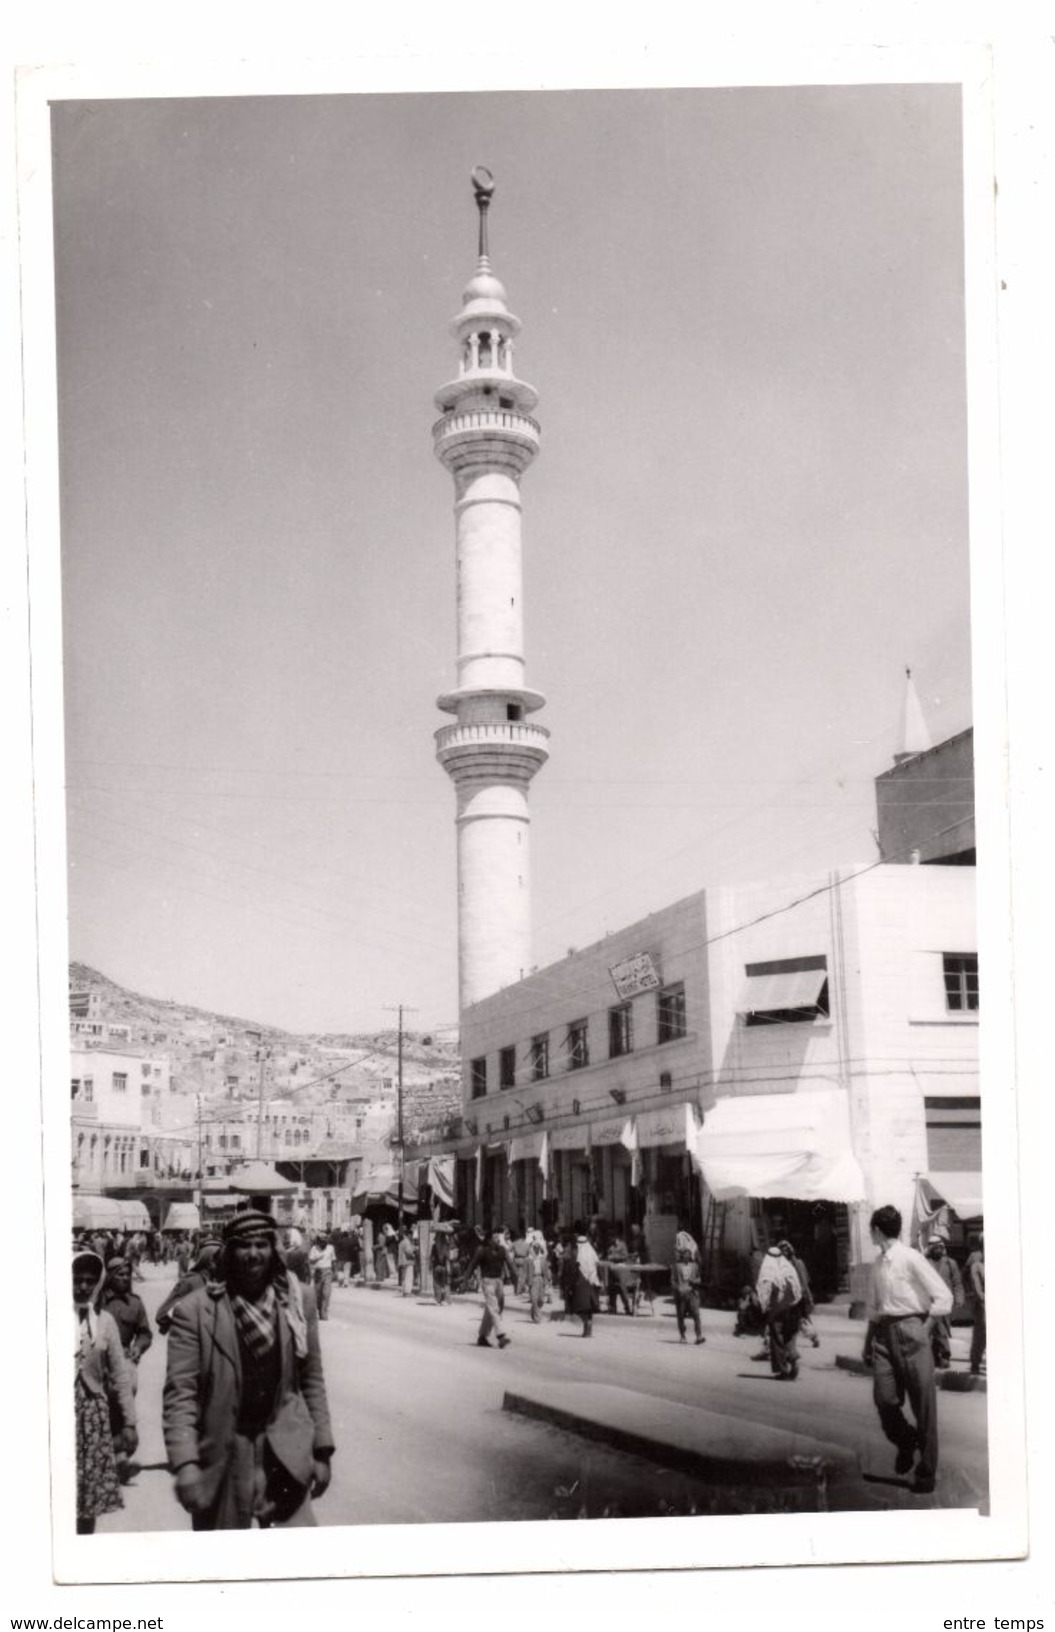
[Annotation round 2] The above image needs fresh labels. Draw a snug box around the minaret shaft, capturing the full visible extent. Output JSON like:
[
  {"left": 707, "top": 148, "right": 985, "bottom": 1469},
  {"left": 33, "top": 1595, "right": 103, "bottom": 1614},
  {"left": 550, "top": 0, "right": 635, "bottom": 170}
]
[{"left": 434, "top": 173, "right": 547, "bottom": 1012}]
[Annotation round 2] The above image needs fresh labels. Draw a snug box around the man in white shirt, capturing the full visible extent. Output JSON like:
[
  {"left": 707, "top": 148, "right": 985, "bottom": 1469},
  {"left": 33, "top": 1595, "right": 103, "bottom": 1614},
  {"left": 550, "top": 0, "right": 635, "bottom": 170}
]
[
  {"left": 863, "top": 1204, "right": 954, "bottom": 1495},
  {"left": 308, "top": 1233, "right": 336, "bottom": 1321}
]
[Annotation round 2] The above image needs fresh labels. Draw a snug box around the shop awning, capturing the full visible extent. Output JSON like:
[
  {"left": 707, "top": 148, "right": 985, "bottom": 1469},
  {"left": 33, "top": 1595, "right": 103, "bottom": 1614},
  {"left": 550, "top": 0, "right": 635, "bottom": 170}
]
[
  {"left": 636, "top": 1102, "right": 698, "bottom": 1150},
  {"left": 117, "top": 1199, "right": 152, "bottom": 1230},
  {"left": 350, "top": 1166, "right": 419, "bottom": 1215},
  {"left": 508, "top": 1129, "right": 547, "bottom": 1165},
  {"left": 72, "top": 1195, "right": 124, "bottom": 1231},
  {"left": 694, "top": 1089, "right": 866, "bottom": 1202},
  {"left": 737, "top": 969, "right": 828, "bottom": 1014},
  {"left": 919, "top": 1171, "right": 982, "bottom": 1220},
  {"left": 162, "top": 1202, "right": 201, "bottom": 1232},
  {"left": 588, "top": 1116, "right": 636, "bottom": 1151},
  {"left": 228, "top": 1161, "right": 299, "bottom": 1194},
  {"left": 550, "top": 1124, "right": 588, "bottom": 1152}
]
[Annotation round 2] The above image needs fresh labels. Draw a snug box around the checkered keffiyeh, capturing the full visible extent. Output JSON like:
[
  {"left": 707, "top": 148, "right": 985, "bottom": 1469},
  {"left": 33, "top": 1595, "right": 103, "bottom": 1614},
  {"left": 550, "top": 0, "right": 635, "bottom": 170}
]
[{"left": 229, "top": 1284, "right": 279, "bottom": 1360}]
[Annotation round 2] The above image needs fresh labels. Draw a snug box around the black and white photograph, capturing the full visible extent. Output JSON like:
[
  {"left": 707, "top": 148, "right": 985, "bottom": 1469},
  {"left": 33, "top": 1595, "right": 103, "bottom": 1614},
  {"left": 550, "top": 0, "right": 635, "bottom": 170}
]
[{"left": 9, "top": 25, "right": 1047, "bottom": 1607}]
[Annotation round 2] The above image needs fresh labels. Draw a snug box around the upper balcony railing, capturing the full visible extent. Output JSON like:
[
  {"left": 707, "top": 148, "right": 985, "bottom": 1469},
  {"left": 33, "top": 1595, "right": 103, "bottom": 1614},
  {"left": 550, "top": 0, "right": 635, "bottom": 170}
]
[
  {"left": 435, "top": 720, "right": 550, "bottom": 754},
  {"left": 432, "top": 408, "right": 541, "bottom": 443}
]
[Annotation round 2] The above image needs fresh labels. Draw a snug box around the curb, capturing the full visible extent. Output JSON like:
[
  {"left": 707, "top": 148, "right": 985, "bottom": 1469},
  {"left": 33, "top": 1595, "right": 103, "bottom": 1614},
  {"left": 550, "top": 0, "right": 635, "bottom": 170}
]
[
  {"left": 502, "top": 1386, "right": 860, "bottom": 1489},
  {"left": 834, "top": 1354, "right": 987, "bottom": 1392}
]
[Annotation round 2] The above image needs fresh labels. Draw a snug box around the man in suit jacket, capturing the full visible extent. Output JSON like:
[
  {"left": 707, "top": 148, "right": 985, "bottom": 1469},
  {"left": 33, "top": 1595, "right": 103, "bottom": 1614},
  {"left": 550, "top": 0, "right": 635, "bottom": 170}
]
[{"left": 163, "top": 1209, "right": 335, "bottom": 1530}]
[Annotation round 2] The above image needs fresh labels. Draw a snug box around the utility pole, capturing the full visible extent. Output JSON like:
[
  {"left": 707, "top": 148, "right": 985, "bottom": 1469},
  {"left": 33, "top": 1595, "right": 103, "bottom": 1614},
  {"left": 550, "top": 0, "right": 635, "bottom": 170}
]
[
  {"left": 195, "top": 1093, "right": 203, "bottom": 1217},
  {"left": 383, "top": 1004, "right": 418, "bottom": 1230},
  {"left": 256, "top": 1045, "right": 268, "bottom": 1160}
]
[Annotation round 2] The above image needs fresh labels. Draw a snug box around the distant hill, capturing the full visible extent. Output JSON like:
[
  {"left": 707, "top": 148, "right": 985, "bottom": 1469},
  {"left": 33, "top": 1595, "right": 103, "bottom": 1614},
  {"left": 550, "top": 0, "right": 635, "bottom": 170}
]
[{"left": 68, "top": 963, "right": 462, "bottom": 1138}]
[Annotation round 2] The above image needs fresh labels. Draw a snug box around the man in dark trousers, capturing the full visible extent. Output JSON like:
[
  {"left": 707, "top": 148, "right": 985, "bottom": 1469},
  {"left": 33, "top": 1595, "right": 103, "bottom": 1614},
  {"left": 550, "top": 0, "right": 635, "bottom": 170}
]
[
  {"left": 924, "top": 1234, "right": 964, "bottom": 1368},
  {"left": 863, "top": 1205, "right": 953, "bottom": 1495},
  {"left": 459, "top": 1224, "right": 516, "bottom": 1348}
]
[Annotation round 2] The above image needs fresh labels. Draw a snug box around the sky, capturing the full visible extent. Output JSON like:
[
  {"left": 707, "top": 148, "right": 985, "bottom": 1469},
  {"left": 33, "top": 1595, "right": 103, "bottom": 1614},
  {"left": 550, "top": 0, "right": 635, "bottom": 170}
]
[{"left": 52, "top": 85, "right": 972, "bottom": 1034}]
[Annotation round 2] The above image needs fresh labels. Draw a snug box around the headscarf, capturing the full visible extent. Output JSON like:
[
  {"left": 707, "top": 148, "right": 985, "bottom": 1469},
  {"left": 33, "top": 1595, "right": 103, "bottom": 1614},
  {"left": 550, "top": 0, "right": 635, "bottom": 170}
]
[
  {"left": 220, "top": 1209, "right": 308, "bottom": 1359},
  {"left": 73, "top": 1250, "right": 106, "bottom": 1354},
  {"left": 675, "top": 1230, "right": 699, "bottom": 1260},
  {"left": 193, "top": 1240, "right": 223, "bottom": 1278},
  {"left": 575, "top": 1234, "right": 600, "bottom": 1284}
]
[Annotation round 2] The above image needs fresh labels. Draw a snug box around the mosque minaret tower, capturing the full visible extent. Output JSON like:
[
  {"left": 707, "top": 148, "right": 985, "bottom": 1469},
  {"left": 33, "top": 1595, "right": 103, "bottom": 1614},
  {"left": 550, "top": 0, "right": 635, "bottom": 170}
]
[{"left": 433, "top": 168, "right": 549, "bottom": 1013}]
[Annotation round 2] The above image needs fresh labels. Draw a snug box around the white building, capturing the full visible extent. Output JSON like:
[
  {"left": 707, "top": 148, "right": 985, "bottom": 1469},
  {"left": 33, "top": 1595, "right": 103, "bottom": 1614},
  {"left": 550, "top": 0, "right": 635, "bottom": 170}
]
[
  {"left": 70, "top": 1045, "right": 172, "bottom": 1192},
  {"left": 439, "top": 861, "right": 977, "bottom": 1304}
]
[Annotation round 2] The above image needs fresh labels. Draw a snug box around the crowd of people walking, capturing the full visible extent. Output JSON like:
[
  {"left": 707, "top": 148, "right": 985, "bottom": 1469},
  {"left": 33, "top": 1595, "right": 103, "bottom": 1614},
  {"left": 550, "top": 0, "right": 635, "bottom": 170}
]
[{"left": 70, "top": 1199, "right": 985, "bottom": 1531}]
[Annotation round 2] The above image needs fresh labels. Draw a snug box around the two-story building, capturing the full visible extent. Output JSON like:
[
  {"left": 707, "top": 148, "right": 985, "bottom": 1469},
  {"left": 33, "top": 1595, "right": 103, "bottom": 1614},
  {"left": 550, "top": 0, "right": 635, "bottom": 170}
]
[
  {"left": 428, "top": 860, "right": 977, "bottom": 1304},
  {"left": 70, "top": 1045, "right": 172, "bottom": 1193}
]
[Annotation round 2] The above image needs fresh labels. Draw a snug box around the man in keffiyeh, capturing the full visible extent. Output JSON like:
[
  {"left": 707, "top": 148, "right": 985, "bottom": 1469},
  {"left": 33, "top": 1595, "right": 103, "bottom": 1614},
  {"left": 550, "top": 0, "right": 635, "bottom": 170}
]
[{"left": 163, "top": 1208, "right": 335, "bottom": 1529}]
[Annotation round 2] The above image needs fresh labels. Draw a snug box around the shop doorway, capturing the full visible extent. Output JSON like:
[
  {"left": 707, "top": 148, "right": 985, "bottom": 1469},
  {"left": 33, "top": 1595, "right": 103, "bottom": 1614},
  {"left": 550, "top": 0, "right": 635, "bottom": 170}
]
[{"left": 753, "top": 1199, "right": 850, "bottom": 1302}]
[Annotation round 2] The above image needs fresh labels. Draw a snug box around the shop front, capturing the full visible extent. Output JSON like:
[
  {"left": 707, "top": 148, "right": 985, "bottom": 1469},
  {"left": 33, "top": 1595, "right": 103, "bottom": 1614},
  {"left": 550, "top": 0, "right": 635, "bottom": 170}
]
[{"left": 693, "top": 1088, "right": 867, "bottom": 1303}]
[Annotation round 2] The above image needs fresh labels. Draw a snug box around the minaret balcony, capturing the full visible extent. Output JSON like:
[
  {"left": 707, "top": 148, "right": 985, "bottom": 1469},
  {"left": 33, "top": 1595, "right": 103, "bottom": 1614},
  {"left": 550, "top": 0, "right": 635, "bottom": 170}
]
[
  {"left": 433, "top": 407, "right": 541, "bottom": 474},
  {"left": 435, "top": 719, "right": 550, "bottom": 782}
]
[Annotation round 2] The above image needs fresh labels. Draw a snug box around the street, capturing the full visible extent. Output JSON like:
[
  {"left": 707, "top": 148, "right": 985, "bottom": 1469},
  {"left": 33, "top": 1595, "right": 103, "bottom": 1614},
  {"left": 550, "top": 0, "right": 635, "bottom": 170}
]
[{"left": 99, "top": 1265, "right": 989, "bottom": 1531}]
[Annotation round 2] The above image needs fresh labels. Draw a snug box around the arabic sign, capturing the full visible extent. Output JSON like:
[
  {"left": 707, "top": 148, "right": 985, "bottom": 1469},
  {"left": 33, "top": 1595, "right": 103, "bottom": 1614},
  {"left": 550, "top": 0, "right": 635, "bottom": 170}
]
[{"left": 609, "top": 951, "right": 661, "bottom": 1000}]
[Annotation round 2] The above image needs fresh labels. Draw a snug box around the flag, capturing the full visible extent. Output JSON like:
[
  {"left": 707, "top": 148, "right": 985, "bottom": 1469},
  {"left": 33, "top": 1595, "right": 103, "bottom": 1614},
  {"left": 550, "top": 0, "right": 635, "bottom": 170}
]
[
  {"left": 538, "top": 1130, "right": 550, "bottom": 1197},
  {"left": 427, "top": 1154, "right": 456, "bottom": 1210},
  {"left": 475, "top": 1144, "right": 483, "bottom": 1204}
]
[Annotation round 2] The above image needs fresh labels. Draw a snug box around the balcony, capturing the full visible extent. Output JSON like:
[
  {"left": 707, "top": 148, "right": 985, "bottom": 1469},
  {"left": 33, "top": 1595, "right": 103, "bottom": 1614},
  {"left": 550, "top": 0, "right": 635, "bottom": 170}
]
[
  {"left": 435, "top": 718, "right": 550, "bottom": 784},
  {"left": 433, "top": 407, "right": 540, "bottom": 475}
]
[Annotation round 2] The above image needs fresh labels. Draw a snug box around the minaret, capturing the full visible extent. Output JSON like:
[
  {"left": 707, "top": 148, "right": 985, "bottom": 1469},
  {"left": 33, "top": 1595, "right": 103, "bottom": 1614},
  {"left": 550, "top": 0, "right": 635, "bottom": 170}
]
[
  {"left": 434, "top": 168, "right": 549, "bottom": 1012},
  {"left": 893, "top": 666, "right": 932, "bottom": 764}
]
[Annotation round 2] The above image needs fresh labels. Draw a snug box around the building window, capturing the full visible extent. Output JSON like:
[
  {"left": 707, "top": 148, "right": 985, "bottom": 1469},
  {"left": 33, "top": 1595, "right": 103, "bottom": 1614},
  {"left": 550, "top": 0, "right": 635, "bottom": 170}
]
[
  {"left": 943, "top": 953, "right": 979, "bottom": 1013},
  {"left": 470, "top": 1057, "right": 488, "bottom": 1100},
  {"left": 71, "top": 1078, "right": 80, "bottom": 1100},
  {"left": 530, "top": 1033, "right": 550, "bottom": 1082},
  {"left": 608, "top": 1002, "right": 633, "bottom": 1058},
  {"left": 567, "top": 1020, "right": 589, "bottom": 1071},
  {"left": 83, "top": 1076, "right": 93, "bottom": 1102},
  {"left": 141, "top": 1081, "right": 152, "bottom": 1096},
  {"left": 231, "top": 1134, "right": 240, "bottom": 1150},
  {"left": 141, "top": 1062, "right": 151, "bottom": 1077},
  {"left": 499, "top": 1046, "right": 516, "bottom": 1090},
  {"left": 112, "top": 1072, "right": 127, "bottom": 1094},
  {"left": 740, "top": 956, "right": 829, "bottom": 1026},
  {"left": 656, "top": 984, "right": 687, "bottom": 1044}
]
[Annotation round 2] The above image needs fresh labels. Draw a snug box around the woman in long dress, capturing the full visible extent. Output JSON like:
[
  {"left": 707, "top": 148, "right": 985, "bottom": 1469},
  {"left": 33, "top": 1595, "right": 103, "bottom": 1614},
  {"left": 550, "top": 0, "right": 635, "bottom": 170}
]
[{"left": 73, "top": 1250, "right": 137, "bottom": 1534}]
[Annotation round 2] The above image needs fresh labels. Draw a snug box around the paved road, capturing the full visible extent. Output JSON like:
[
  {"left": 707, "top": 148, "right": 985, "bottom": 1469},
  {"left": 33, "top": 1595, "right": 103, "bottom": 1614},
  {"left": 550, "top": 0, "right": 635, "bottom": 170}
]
[{"left": 99, "top": 1266, "right": 988, "bottom": 1531}]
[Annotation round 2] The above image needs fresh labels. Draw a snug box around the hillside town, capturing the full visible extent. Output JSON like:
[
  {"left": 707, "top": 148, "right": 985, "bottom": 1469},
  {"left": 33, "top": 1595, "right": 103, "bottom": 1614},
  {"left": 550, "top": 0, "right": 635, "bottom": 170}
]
[{"left": 70, "top": 963, "right": 461, "bottom": 1235}]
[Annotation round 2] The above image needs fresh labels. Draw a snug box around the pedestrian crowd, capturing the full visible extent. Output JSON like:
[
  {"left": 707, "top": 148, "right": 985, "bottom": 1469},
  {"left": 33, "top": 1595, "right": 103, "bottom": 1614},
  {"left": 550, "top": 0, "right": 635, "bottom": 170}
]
[{"left": 71, "top": 1201, "right": 985, "bottom": 1531}]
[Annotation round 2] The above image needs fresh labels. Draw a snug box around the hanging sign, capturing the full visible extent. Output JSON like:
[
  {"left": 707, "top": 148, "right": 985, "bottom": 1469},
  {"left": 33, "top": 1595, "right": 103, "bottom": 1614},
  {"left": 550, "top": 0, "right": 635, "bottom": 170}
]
[{"left": 609, "top": 951, "right": 661, "bottom": 1000}]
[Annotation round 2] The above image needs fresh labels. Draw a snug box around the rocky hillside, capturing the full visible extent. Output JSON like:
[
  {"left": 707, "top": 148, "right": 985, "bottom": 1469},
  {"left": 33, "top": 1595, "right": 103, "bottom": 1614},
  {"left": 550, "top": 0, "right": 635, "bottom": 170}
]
[{"left": 68, "top": 962, "right": 462, "bottom": 1136}]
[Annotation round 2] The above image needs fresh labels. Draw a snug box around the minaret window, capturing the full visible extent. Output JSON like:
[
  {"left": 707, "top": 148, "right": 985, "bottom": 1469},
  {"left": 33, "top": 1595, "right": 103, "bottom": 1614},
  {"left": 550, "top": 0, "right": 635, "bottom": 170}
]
[
  {"left": 506, "top": 704, "right": 522, "bottom": 721},
  {"left": 478, "top": 333, "right": 492, "bottom": 366}
]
